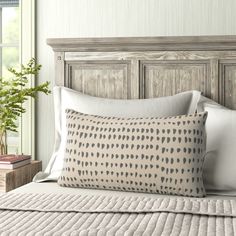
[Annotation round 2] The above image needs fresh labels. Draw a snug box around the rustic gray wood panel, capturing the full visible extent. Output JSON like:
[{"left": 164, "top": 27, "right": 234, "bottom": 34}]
[
  {"left": 65, "top": 51, "right": 236, "bottom": 61},
  {"left": 47, "top": 36, "right": 236, "bottom": 52},
  {"left": 54, "top": 52, "right": 65, "bottom": 86},
  {"left": 65, "top": 61, "right": 132, "bottom": 99},
  {"left": 219, "top": 60, "right": 236, "bottom": 109},
  {"left": 140, "top": 60, "right": 210, "bottom": 98},
  {"left": 48, "top": 36, "right": 236, "bottom": 107}
]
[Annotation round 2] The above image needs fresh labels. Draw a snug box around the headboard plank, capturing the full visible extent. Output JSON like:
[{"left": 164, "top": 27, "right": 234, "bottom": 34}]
[
  {"left": 47, "top": 36, "right": 236, "bottom": 52},
  {"left": 48, "top": 36, "right": 236, "bottom": 109}
]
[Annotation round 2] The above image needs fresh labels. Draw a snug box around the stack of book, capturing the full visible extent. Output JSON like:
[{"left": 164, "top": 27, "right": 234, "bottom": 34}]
[{"left": 0, "top": 155, "right": 31, "bottom": 170}]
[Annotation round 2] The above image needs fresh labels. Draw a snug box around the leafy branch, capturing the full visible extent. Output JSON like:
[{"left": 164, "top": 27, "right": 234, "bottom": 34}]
[{"left": 0, "top": 58, "right": 51, "bottom": 133}]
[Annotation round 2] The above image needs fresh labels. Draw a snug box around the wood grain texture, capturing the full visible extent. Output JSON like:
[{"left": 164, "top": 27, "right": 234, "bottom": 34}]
[
  {"left": 219, "top": 60, "right": 236, "bottom": 109},
  {"left": 47, "top": 35, "right": 236, "bottom": 52},
  {"left": 48, "top": 36, "right": 236, "bottom": 106},
  {"left": 65, "top": 51, "right": 236, "bottom": 61},
  {"left": 66, "top": 61, "right": 131, "bottom": 99},
  {"left": 139, "top": 60, "right": 210, "bottom": 98},
  {"left": 0, "top": 161, "right": 42, "bottom": 193}
]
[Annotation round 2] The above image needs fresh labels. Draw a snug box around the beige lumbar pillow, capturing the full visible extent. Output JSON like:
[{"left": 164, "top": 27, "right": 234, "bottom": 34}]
[{"left": 58, "top": 109, "right": 207, "bottom": 197}]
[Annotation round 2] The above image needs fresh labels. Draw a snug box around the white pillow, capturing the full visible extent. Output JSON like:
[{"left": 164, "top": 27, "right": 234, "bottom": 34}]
[
  {"left": 34, "top": 86, "right": 201, "bottom": 182},
  {"left": 197, "top": 95, "right": 226, "bottom": 112},
  {"left": 203, "top": 104, "right": 236, "bottom": 192}
]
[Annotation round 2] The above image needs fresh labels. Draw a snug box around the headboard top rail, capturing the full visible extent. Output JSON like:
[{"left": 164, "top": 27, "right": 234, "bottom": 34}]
[
  {"left": 48, "top": 35, "right": 236, "bottom": 109},
  {"left": 47, "top": 35, "right": 236, "bottom": 52}
]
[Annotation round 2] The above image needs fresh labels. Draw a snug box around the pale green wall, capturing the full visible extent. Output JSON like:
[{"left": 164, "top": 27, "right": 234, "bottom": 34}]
[{"left": 36, "top": 0, "right": 236, "bottom": 169}]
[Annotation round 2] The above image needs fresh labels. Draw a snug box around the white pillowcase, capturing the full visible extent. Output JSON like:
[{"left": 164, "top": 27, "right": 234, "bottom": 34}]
[
  {"left": 197, "top": 95, "right": 226, "bottom": 112},
  {"left": 203, "top": 104, "right": 236, "bottom": 192},
  {"left": 34, "top": 86, "right": 201, "bottom": 182}
]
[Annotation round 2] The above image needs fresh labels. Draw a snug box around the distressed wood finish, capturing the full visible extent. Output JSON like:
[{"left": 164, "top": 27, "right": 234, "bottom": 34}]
[
  {"left": 48, "top": 36, "right": 236, "bottom": 108},
  {"left": 139, "top": 60, "right": 210, "bottom": 98},
  {"left": 219, "top": 60, "right": 236, "bottom": 108},
  {"left": 65, "top": 61, "right": 133, "bottom": 99},
  {"left": 47, "top": 36, "right": 236, "bottom": 52},
  {"left": 0, "top": 161, "right": 42, "bottom": 193}
]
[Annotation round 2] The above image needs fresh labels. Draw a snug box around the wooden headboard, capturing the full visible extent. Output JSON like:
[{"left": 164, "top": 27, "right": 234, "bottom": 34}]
[{"left": 47, "top": 36, "right": 236, "bottom": 109}]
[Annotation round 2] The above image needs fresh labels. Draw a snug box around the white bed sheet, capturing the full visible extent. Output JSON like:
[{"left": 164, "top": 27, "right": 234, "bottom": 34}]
[{"left": 11, "top": 182, "right": 236, "bottom": 200}]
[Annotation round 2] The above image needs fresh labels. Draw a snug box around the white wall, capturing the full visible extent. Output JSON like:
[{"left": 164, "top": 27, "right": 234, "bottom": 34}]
[{"left": 36, "top": 0, "right": 236, "bottom": 169}]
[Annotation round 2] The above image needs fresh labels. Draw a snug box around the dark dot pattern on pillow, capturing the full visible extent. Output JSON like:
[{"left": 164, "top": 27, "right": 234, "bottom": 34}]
[{"left": 58, "top": 109, "right": 207, "bottom": 197}]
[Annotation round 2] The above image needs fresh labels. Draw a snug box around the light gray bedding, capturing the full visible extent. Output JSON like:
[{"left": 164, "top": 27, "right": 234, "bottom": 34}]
[
  {"left": 0, "top": 183, "right": 235, "bottom": 235},
  {"left": 12, "top": 182, "right": 236, "bottom": 199}
]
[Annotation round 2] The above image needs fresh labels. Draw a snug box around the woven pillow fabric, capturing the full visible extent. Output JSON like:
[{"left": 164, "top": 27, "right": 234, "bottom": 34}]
[{"left": 58, "top": 109, "right": 207, "bottom": 197}]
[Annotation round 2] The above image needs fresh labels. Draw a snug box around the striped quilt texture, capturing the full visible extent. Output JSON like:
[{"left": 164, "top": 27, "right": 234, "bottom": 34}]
[{"left": 0, "top": 192, "right": 236, "bottom": 235}]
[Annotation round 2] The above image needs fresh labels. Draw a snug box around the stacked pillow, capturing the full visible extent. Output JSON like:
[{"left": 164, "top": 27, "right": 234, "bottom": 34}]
[
  {"left": 36, "top": 86, "right": 236, "bottom": 197},
  {"left": 198, "top": 100, "right": 236, "bottom": 194},
  {"left": 34, "top": 87, "right": 201, "bottom": 182}
]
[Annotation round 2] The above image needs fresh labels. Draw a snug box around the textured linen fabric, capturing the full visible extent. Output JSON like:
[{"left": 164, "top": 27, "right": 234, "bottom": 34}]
[
  {"left": 12, "top": 182, "right": 236, "bottom": 199},
  {"left": 11, "top": 182, "right": 236, "bottom": 199},
  {"left": 203, "top": 104, "right": 236, "bottom": 192},
  {"left": 1, "top": 192, "right": 236, "bottom": 235},
  {"left": 58, "top": 109, "right": 207, "bottom": 197},
  {"left": 35, "top": 87, "right": 201, "bottom": 182}
]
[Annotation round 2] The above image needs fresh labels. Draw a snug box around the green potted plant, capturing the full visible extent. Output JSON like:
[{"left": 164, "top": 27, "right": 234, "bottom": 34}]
[{"left": 0, "top": 58, "right": 50, "bottom": 155}]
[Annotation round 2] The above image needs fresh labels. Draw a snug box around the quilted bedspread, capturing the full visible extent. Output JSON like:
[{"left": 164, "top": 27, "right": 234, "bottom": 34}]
[{"left": 0, "top": 192, "right": 236, "bottom": 235}]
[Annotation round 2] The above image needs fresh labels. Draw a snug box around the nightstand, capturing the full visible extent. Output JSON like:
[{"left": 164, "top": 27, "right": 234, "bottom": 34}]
[{"left": 0, "top": 161, "right": 42, "bottom": 193}]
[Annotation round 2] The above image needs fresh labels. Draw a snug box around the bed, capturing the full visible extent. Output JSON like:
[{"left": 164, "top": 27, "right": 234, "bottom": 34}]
[{"left": 1, "top": 35, "right": 236, "bottom": 235}]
